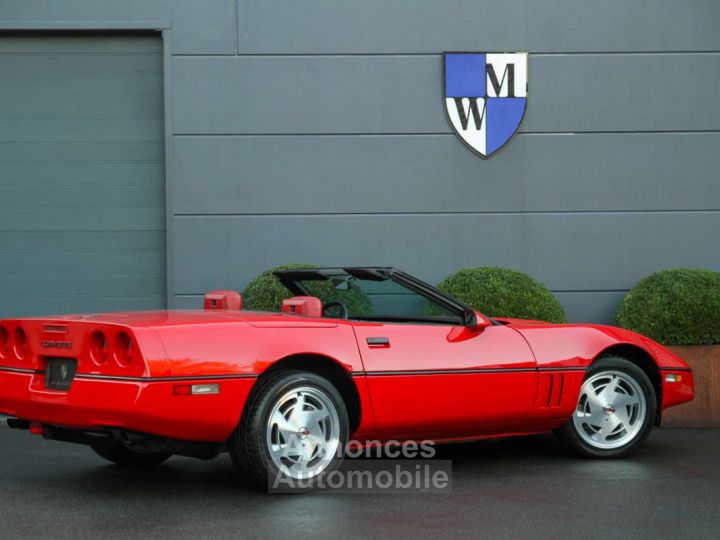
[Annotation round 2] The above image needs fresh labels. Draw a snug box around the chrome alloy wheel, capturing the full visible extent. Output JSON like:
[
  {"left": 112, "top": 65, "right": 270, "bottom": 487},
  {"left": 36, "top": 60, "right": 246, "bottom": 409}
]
[
  {"left": 266, "top": 386, "right": 341, "bottom": 479},
  {"left": 572, "top": 370, "right": 647, "bottom": 450}
]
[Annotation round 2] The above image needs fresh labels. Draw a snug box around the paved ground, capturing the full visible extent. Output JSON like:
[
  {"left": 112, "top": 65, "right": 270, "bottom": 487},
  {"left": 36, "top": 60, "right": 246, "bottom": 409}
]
[{"left": 0, "top": 423, "right": 718, "bottom": 539}]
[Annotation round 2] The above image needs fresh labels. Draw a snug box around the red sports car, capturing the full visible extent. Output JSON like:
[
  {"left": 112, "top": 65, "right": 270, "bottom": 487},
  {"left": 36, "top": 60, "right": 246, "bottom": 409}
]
[{"left": 0, "top": 267, "right": 694, "bottom": 485}]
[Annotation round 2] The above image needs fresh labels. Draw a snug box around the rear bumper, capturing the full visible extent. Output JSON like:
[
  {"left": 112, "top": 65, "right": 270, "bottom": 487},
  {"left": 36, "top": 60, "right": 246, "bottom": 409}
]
[{"left": 0, "top": 368, "right": 256, "bottom": 442}]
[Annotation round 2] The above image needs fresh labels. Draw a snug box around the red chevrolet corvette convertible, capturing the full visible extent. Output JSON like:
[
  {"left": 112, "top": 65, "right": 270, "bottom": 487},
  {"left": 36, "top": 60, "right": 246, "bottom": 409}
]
[{"left": 0, "top": 267, "right": 693, "bottom": 485}]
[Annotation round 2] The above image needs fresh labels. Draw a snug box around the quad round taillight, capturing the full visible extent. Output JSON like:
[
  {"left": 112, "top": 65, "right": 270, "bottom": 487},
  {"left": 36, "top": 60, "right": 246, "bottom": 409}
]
[
  {"left": 89, "top": 330, "right": 109, "bottom": 365},
  {"left": 0, "top": 326, "right": 9, "bottom": 359},
  {"left": 13, "top": 327, "right": 28, "bottom": 360},
  {"left": 114, "top": 331, "right": 134, "bottom": 367}
]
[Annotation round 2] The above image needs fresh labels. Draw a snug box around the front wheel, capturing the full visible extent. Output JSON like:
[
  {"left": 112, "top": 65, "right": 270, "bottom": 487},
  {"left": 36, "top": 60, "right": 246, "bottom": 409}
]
[{"left": 555, "top": 356, "right": 657, "bottom": 458}]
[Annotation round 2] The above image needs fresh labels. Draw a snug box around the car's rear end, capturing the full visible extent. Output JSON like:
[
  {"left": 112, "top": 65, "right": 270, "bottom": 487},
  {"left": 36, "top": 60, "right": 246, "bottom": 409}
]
[{"left": 0, "top": 316, "right": 254, "bottom": 452}]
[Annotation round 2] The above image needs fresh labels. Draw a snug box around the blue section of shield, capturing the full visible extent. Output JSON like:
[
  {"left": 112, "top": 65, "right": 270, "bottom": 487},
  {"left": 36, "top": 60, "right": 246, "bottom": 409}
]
[
  {"left": 486, "top": 98, "right": 526, "bottom": 156},
  {"left": 445, "top": 54, "right": 486, "bottom": 98}
]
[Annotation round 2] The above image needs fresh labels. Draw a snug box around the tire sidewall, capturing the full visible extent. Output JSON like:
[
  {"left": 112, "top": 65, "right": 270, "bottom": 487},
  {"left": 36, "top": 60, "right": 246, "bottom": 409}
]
[{"left": 562, "top": 357, "right": 657, "bottom": 458}]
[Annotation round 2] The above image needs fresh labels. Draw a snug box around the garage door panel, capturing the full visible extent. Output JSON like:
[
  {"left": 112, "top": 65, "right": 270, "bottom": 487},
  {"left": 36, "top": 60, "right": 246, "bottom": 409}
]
[
  {"left": 0, "top": 119, "right": 163, "bottom": 143},
  {"left": 0, "top": 33, "right": 166, "bottom": 317},
  {"left": 0, "top": 95, "right": 163, "bottom": 121},
  {"left": 0, "top": 164, "right": 164, "bottom": 187},
  {"left": 0, "top": 33, "right": 162, "bottom": 52},
  {"left": 0, "top": 142, "right": 164, "bottom": 163},
  {"left": 0, "top": 74, "right": 163, "bottom": 96},
  {"left": 0, "top": 275, "right": 166, "bottom": 298},
  {"left": 4, "top": 296, "right": 166, "bottom": 318},
  {"left": 0, "top": 231, "right": 165, "bottom": 254},
  {"left": 0, "top": 209, "right": 164, "bottom": 231},
  {"left": 0, "top": 51, "right": 161, "bottom": 76},
  {"left": 1, "top": 253, "right": 165, "bottom": 276},
  {"left": 0, "top": 186, "right": 165, "bottom": 209}
]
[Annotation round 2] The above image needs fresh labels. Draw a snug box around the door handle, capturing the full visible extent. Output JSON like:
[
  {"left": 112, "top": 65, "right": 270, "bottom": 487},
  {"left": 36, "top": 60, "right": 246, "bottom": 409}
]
[{"left": 366, "top": 337, "right": 390, "bottom": 347}]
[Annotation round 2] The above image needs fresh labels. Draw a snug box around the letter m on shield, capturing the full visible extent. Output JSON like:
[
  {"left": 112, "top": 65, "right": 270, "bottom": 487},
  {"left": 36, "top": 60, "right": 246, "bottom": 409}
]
[{"left": 444, "top": 52, "right": 528, "bottom": 158}]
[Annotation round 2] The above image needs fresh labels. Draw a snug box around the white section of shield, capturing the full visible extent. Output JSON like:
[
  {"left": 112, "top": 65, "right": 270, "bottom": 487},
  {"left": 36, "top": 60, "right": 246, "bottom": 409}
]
[
  {"left": 486, "top": 53, "right": 527, "bottom": 98},
  {"left": 445, "top": 97, "right": 487, "bottom": 155}
]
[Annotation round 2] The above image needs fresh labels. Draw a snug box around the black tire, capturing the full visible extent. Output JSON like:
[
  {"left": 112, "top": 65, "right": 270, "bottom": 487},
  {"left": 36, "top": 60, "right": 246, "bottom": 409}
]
[
  {"left": 555, "top": 356, "right": 657, "bottom": 458},
  {"left": 91, "top": 442, "right": 171, "bottom": 468},
  {"left": 229, "top": 370, "right": 349, "bottom": 490}
]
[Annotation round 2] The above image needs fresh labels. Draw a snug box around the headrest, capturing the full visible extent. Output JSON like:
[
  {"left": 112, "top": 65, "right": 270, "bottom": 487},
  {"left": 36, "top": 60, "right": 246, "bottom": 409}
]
[
  {"left": 281, "top": 296, "right": 322, "bottom": 318},
  {"left": 203, "top": 290, "right": 242, "bottom": 311}
]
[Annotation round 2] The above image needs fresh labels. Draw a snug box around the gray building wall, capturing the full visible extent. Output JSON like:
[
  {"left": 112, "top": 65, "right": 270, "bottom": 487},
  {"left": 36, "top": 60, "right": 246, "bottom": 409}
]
[{"left": 2, "top": 1, "right": 719, "bottom": 323}]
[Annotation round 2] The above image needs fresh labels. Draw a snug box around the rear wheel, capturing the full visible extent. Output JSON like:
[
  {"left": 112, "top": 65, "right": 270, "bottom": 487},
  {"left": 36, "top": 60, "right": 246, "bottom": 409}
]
[
  {"left": 229, "top": 370, "right": 348, "bottom": 489},
  {"left": 555, "top": 356, "right": 657, "bottom": 458},
  {"left": 91, "top": 442, "right": 171, "bottom": 468}
]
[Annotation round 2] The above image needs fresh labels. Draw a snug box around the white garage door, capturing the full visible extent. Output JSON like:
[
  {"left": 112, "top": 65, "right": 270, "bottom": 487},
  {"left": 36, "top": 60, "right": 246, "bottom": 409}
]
[{"left": 0, "top": 32, "right": 166, "bottom": 317}]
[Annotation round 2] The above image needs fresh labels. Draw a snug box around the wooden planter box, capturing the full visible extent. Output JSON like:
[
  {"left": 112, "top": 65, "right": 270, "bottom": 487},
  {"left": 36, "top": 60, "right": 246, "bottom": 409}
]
[{"left": 662, "top": 345, "right": 720, "bottom": 428}]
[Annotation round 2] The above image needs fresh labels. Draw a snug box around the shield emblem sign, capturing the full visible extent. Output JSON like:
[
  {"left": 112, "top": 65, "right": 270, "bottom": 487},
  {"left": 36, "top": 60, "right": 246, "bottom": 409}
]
[{"left": 444, "top": 52, "right": 528, "bottom": 158}]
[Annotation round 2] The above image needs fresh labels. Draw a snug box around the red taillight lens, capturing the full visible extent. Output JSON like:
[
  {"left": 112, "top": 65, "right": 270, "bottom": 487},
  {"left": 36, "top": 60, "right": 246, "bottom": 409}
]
[
  {"left": 89, "top": 330, "right": 108, "bottom": 365},
  {"left": 0, "top": 326, "right": 9, "bottom": 359},
  {"left": 114, "top": 331, "right": 134, "bottom": 367},
  {"left": 13, "top": 327, "right": 28, "bottom": 360}
]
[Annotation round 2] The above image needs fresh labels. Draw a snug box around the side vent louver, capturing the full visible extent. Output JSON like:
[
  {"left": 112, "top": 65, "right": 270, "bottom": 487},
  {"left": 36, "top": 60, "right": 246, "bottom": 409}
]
[{"left": 543, "top": 373, "right": 565, "bottom": 408}]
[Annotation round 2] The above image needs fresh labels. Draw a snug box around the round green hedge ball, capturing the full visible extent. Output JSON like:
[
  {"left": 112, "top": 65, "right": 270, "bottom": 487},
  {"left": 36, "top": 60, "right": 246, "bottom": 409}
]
[
  {"left": 436, "top": 266, "right": 565, "bottom": 323},
  {"left": 616, "top": 268, "right": 720, "bottom": 345}
]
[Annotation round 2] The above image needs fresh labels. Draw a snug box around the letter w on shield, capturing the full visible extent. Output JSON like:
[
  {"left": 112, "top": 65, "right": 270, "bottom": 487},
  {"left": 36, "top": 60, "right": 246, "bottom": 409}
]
[{"left": 453, "top": 98, "right": 486, "bottom": 132}]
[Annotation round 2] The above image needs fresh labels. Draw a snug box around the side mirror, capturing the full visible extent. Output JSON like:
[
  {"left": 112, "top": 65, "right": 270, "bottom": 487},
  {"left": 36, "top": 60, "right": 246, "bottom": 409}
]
[{"left": 466, "top": 309, "right": 492, "bottom": 331}]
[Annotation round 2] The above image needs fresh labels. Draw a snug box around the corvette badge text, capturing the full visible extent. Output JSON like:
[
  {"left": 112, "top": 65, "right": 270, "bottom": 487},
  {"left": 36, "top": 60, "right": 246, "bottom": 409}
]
[
  {"left": 40, "top": 340, "right": 73, "bottom": 349},
  {"left": 444, "top": 52, "right": 528, "bottom": 158}
]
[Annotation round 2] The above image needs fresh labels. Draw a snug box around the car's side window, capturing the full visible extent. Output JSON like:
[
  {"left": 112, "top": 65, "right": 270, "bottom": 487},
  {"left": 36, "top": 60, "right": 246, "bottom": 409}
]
[{"left": 298, "top": 276, "right": 459, "bottom": 323}]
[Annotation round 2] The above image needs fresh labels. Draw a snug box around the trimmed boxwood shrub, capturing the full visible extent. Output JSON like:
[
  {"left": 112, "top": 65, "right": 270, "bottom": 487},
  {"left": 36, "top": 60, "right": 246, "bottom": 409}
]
[
  {"left": 243, "top": 263, "right": 372, "bottom": 315},
  {"left": 436, "top": 266, "right": 565, "bottom": 323},
  {"left": 243, "top": 263, "right": 313, "bottom": 312},
  {"left": 616, "top": 268, "right": 720, "bottom": 345}
]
